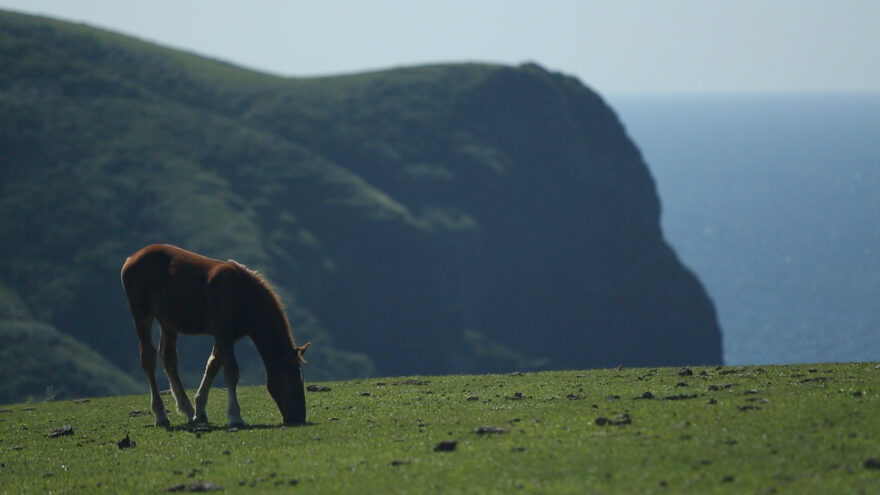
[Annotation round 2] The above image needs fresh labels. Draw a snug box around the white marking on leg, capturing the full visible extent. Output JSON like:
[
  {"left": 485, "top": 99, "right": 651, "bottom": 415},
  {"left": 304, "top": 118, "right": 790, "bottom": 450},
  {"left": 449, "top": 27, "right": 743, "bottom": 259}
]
[
  {"left": 226, "top": 386, "right": 243, "bottom": 427},
  {"left": 216, "top": 340, "right": 244, "bottom": 427},
  {"left": 193, "top": 355, "right": 220, "bottom": 423}
]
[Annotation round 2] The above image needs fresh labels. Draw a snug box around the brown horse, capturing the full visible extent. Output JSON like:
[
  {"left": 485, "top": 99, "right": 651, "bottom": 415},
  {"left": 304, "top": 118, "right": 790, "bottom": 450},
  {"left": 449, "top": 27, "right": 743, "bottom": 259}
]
[{"left": 121, "top": 244, "right": 309, "bottom": 427}]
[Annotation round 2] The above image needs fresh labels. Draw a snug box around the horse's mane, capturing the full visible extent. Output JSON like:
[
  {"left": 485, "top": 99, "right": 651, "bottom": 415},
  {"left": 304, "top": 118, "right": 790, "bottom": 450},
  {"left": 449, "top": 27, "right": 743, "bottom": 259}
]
[{"left": 227, "top": 259, "right": 300, "bottom": 356}]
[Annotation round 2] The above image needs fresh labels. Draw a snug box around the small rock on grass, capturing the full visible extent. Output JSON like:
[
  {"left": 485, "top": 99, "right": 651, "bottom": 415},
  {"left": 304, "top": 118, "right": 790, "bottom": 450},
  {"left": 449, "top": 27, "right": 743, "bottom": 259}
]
[
  {"left": 595, "top": 414, "right": 631, "bottom": 426},
  {"left": 166, "top": 480, "right": 222, "bottom": 492},
  {"left": 663, "top": 394, "right": 698, "bottom": 401},
  {"left": 48, "top": 425, "right": 74, "bottom": 438},
  {"left": 434, "top": 440, "right": 457, "bottom": 452},
  {"left": 117, "top": 435, "right": 135, "bottom": 449},
  {"left": 474, "top": 425, "right": 509, "bottom": 435},
  {"left": 191, "top": 481, "right": 221, "bottom": 491},
  {"left": 864, "top": 458, "right": 880, "bottom": 470},
  {"left": 267, "top": 479, "right": 299, "bottom": 487}
]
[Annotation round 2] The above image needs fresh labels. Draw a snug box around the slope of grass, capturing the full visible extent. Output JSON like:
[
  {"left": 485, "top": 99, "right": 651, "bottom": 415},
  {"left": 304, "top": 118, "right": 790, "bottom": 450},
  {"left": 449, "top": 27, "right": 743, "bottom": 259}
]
[{"left": 1, "top": 363, "right": 878, "bottom": 493}]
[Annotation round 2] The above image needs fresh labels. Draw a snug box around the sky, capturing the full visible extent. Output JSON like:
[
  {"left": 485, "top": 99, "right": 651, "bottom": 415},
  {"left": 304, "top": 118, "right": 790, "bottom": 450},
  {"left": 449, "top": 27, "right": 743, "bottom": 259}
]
[{"left": 1, "top": 1, "right": 879, "bottom": 94}]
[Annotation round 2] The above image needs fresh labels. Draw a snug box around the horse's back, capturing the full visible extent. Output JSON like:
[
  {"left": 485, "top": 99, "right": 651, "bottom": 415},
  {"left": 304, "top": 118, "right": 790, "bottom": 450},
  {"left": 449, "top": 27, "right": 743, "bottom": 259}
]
[
  {"left": 122, "top": 244, "right": 222, "bottom": 280},
  {"left": 121, "top": 244, "right": 223, "bottom": 334}
]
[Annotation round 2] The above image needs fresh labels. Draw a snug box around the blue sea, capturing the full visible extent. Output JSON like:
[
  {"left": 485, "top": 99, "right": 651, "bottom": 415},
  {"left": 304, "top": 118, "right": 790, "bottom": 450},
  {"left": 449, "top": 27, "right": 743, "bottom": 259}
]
[{"left": 608, "top": 93, "right": 880, "bottom": 365}]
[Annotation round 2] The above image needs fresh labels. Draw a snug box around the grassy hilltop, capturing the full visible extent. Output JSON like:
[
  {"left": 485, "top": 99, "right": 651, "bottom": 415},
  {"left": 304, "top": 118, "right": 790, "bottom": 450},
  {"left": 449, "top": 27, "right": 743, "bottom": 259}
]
[{"left": 1, "top": 363, "right": 878, "bottom": 494}]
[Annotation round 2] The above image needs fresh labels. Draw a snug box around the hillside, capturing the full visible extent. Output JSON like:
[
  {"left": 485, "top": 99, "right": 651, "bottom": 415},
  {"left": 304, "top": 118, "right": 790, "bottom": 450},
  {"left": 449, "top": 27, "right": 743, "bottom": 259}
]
[
  {"left": 1, "top": 363, "right": 878, "bottom": 493},
  {"left": 0, "top": 282, "right": 140, "bottom": 401},
  {"left": 0, "top": 10, "right": 720, "bottom": 403}
]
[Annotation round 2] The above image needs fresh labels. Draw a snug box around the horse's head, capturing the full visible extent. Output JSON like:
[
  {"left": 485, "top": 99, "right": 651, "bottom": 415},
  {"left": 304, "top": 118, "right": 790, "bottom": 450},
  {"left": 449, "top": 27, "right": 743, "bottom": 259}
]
[{"left": 267, "top": 342, "right": 310, "bottom": 424}]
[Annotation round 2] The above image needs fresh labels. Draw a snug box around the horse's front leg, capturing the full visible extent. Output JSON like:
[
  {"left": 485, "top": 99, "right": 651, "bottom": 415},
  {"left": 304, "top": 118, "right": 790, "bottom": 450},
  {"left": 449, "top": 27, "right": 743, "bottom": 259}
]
[
  {"left": 216, "top": 339, "right": 244, "bottom": 427},
  {"left": 192, "top": 346, "right": 222, "bottom": 423},
  {"left": 158, "top": 328, "right": 195, "bottom": 422}
]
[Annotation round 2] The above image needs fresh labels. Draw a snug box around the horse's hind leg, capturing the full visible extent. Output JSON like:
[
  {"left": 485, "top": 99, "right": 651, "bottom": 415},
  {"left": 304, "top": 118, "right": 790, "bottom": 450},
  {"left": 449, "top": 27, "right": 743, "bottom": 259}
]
[
  {"left": 158, "top": 328, "right": 195, "bottom": 421},
  {"left": 216, "top": 339, "right": 244, "bottom": 427},
  {"left": 134, "top": 315, "right": 170, "bottom": 427},
  {"left": 192, "top": 345, "right": 222, "bottom": 423}
]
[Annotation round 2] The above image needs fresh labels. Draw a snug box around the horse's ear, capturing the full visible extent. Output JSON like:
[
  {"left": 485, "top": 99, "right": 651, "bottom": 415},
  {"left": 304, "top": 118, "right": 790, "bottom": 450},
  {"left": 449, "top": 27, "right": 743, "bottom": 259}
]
[{"left": 296, "top": 342, "right": 311, "bottom": 364}]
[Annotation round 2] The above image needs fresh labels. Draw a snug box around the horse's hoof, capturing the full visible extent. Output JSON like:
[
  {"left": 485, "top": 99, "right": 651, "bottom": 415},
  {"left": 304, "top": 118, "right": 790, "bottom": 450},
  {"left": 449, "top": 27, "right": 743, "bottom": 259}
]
[
  {"left": 155, "top": 417, "right": 171, "bottom": 428},
  {"left": 191, "top": 413, "right": 208, "bottom": 424},
  {"left": 228, "top": 419, "right": 245, "bottom": 428}
]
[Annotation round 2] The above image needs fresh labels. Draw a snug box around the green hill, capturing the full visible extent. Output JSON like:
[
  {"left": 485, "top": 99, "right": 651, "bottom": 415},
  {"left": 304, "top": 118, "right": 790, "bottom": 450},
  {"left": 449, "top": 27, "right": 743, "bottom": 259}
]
[
  {"left": 0, "top": 10, "right": 720, "bottom": 403},
  {"left": 0, "top": 282, "right": 140, "bottom": 401}
]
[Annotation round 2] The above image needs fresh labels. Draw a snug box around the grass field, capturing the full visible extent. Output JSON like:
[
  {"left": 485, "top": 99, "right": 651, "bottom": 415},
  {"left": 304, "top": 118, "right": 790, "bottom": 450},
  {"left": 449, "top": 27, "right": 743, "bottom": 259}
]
[{"left": 1, "top": 363, "right": 879, "bottom": 494}]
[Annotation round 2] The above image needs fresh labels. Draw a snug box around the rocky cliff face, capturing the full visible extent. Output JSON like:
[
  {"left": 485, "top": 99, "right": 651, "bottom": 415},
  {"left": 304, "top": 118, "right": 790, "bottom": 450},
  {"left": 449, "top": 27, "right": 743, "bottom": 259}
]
[
  {"left": 0, "top": 12, "right": 721, "bottom": 394},
  {"left": 248, "top": 63, "right": 723, "bottom": 373}
]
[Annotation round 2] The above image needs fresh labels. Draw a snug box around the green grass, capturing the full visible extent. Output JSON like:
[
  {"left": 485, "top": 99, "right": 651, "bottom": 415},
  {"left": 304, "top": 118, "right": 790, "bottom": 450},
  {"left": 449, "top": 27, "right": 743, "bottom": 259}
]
[{"left": 2, "top": 363, "right": 879, "bottom": 494}]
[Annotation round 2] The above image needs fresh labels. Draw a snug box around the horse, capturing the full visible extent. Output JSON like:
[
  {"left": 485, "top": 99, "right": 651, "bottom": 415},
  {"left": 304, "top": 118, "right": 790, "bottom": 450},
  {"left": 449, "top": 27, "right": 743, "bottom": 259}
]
[{"left": 121, "top": 244, "right": 310, "bottom": 427}]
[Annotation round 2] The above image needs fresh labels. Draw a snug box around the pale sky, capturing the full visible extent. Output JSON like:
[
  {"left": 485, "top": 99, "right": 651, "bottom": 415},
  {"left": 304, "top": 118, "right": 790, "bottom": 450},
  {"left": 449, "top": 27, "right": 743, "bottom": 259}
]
[{"left": 2, "top": 0, "right": 879, "bottom": 94}]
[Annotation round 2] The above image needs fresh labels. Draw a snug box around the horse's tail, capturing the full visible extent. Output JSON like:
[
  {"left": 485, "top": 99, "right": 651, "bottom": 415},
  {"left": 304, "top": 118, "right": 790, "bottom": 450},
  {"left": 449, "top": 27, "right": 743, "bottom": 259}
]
[
  {"left": 120, "top": 256, "right": 133, "bottom": 286},
  {"left": 121, "top": 253, "right": 148, "bottom": 318},
  {"left": 121, "top": 246, "right": 169, "bottom": 318}
]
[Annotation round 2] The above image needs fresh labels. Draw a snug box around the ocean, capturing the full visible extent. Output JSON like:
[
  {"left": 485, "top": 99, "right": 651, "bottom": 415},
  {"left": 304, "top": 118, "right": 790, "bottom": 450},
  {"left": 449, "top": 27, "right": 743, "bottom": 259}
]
[{"left": 609, "top": 93, "right": 880, "bottom": 365}]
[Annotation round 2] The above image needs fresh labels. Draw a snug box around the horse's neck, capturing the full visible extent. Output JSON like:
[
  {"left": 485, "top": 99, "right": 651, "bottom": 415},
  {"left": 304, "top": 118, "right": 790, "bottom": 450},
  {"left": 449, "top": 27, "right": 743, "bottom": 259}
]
[
  {"left": 241, "top": 274, "right": 295, "bottom": 369},
  {"left": 249, "top": 322, "right": 295, "bottom": 370}
]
